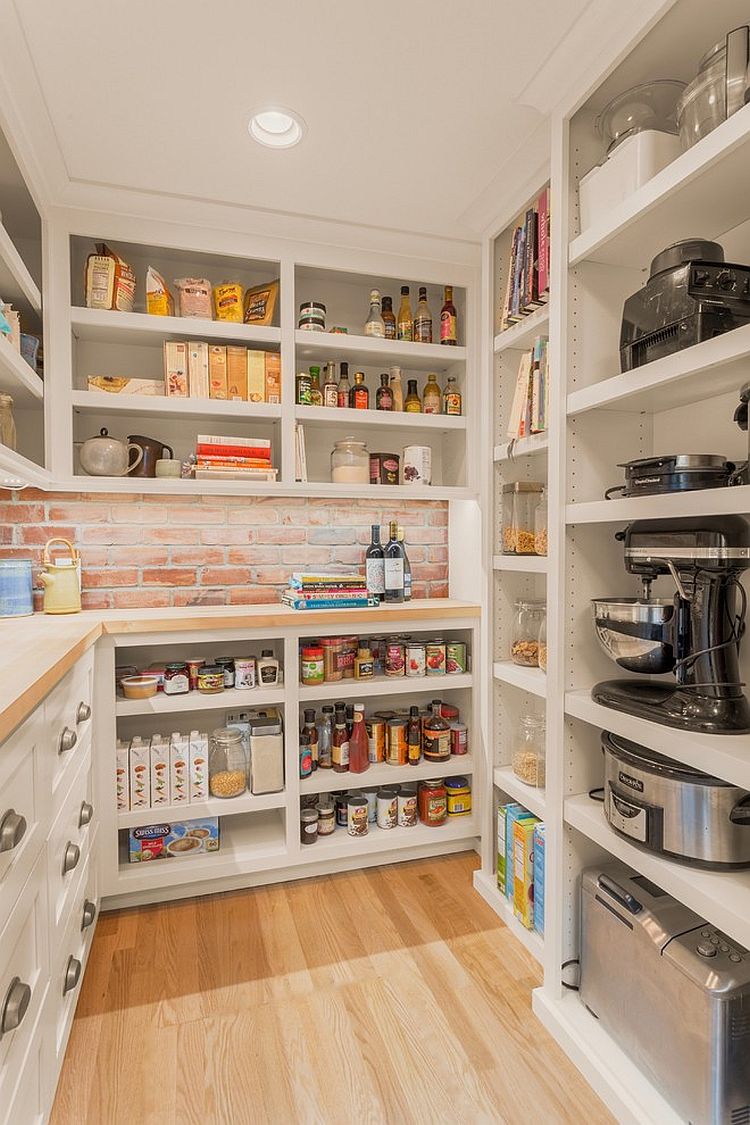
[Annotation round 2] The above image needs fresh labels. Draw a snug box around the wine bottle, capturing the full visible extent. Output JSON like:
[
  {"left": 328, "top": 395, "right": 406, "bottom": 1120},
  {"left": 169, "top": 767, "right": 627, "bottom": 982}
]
[
  {"left": 365, "top": 524, "right": 385, "bottom": 599},
  {"left": 397, "top": 526, "right": 412, "bottom": 601},
  {"left": 384, "top": 520, "right": 404, "bottom": 603}
]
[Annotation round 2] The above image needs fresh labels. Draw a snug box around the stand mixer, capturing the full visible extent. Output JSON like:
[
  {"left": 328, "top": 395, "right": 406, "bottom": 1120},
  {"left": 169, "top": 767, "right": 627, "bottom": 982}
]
[{"left": 591, "top": 516, "right": 750, "bottom": 733}]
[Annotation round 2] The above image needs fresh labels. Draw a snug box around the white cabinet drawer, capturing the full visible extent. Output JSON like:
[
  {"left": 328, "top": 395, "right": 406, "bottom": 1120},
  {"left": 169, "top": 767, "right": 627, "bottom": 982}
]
[
  {"left": 0, "top": 710, "right": 46, "bottom": 929},
  {"left": 46, "top": 751, "right": 94, "bottom": 934},
  {"left": 2, "top": 1027, "right": 45, "bottom": 1125},
  {"left": 0, "top": 855, "right": 48, "bottom": 1119},
  {"left": 49, "top": 851, "right": 96, "bottom": 1069},
  {"left": 45, "top": 653, "right": 94, "bottom": 820}
]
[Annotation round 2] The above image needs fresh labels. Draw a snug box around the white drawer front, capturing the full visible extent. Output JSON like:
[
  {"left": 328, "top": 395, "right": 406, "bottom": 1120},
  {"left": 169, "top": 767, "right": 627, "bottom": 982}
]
[
  {"left": 0, "top": 711, "right": 45, "bottom": 930},
  {"left": 49, "top": 852, "right": 95, "bottom": 1067},
  {"left": 46, "top": 751, "right": 94, "bottom": 933},
  {"left": 45, "top": 653, "right": 94, "bottom": 819},
  {"left": 2, "top": 1028, "right": 45, "bottom": 1125},
  {"left": 0, "top": 856, "right": 48, "bottom": 1118}
]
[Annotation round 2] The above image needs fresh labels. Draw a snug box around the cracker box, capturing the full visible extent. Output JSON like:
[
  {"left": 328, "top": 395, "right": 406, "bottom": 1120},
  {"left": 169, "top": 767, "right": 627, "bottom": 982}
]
[
  {"left": 128, "top": 817, "right": 220, "bottom": 863},
  {"left": 164, "top": 341, "right": 189, "bottom": 397},
  {"left": 208, "top": 344, "right": 228, "bottom": 400},
  {"left": 150, "top": 735, "right": 171, "bottom": 807},
  {"left": 533, "top": 822, "right": 546, "bottom": 936},
  {"left": 189, "top": 730, "right": 209, "bottom": 801},
  {"left": 129, "top": 737, "right": 150, "bottom": 809},
  {"left": 247, "top": 350, "right": 266, "bottom": 403},
  {"left": 226, "top": 345, "right": 248, "bottom": 401},
  {"left": 116, "top": 738, "right": 130, "bottom": 811},
  {"left": 170, "top": 731, "right": 190, "bottom": 805},
  {"left": 513, "top": 816, "right": 540, "bottom": 929},
  {"left": 264, "top": 351, "right": 281, "bottom": 403}
]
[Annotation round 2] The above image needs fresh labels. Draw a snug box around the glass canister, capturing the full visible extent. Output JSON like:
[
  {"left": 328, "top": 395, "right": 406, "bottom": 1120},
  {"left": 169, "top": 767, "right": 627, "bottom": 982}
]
[
  {"left": 331, "top": 437, "right": 369, "bottom": 484},
  {"left": 513, "top": 714, "right": 546, "bottom": 788},
  {"left": 511, "top": 599, "right": 546, "bottom": 666},
  {"left": 538, "top": 613, "right": 547, "bottom": 672},
  {"left": 501, "top": 482, "right": 544, "bottom": 554},
  {"left": 0, "top": 394, "right": 16, "bottom": 451},
  {"left": 209, "top": 727, "right": 248, "bottom": 798},
  {"left": 534, "top": 488, "right": 548, "bottom": 556}
]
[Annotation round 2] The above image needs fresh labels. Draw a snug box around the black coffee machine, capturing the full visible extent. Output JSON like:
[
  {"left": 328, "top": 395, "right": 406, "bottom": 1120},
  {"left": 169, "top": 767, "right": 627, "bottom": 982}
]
[{"left": 591, "top": 516, "right": 750, "bottom": 734}]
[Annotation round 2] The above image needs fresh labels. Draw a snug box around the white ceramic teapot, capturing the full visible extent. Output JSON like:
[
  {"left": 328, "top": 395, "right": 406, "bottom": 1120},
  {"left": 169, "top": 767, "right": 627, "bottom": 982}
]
[{"left": 77, "top": 428, "right": 144, "bottom": 476}]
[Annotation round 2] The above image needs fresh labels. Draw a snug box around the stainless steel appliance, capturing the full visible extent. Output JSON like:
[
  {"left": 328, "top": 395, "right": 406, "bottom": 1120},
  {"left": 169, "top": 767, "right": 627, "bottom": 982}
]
[
  {"left": 602, "top": 731, "right": 750, "bottom": 868},
  {"left": 581, "top": 862, "right": 750, "bottom": 1124},
  {"left": 591, "top": 516, "right": 750, "bottom": 733},
  {"left": 604, "top": 453, "right": 735, "bottom": 499}
]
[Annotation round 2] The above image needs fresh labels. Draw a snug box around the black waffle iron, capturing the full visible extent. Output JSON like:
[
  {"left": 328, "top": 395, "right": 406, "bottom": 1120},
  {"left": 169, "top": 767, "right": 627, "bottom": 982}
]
[
  {"left": 605, "top": 454, "right": 736, "bottom": 498},
  {"left": 620, "top": 239, "right": 750, "bottom": 372}
]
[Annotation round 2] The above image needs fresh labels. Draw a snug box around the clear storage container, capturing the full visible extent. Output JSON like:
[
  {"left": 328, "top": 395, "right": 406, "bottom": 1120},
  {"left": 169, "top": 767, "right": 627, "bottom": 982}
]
[
  {"left": 209, "top": 727, "right": 248, "bottom": 798},
  {"left": 331, "top": 437, "right": 369, "bottom": 484},
  {"left": 538, "top": 613, "right": 547, "bottom": 672},
  {"left": 511, "top": 599, "right": 546, "bottom": 666},
  {"left": 534, "top": 488, "right": 548, "bottom": 556},
  {"left": 513, "top": 714, "right": 546, "bottom": 788},
  {"left": 501, "top": 482, "right": 544, "bottom": 554}
]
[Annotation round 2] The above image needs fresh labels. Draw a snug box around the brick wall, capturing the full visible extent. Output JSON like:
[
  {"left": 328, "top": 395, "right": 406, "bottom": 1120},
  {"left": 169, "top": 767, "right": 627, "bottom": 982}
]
[{"left": 1, "top": 490, "right": 449, "bottom": 610}]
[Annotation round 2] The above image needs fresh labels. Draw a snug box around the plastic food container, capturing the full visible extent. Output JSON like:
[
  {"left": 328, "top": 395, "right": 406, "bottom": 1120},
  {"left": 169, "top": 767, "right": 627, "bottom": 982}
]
[
  {"left": 534, "top": 489, "right": 548, "bottom": 556},
  {"left": 677, "top": 59, "right": 726, "bottom": 150},
  {"left": 121, "top": 674, "right": 160, "bottom": 699},
  {"left": 595, "top": 80, "right": 685, "bottom": 152}
]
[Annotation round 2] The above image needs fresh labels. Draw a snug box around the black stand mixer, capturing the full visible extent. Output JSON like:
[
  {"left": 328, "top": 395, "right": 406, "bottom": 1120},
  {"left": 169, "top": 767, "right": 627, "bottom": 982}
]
[{"left": 591, "top": 516, "right": 750, "bottom": 734}]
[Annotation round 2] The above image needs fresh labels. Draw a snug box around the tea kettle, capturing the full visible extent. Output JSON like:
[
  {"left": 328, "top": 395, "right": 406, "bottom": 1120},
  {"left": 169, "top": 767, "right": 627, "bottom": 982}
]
[
  {"left": 39, "top": 538, "right": 81, "bottom": 615},
  {"left": 77, "top": 428, "right": 143, "bottom": 476}
]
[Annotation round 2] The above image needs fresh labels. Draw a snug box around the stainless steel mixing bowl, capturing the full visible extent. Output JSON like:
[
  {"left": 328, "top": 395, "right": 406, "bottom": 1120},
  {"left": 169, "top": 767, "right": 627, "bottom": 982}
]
[{"left": 591, "top": 597, "right": 676, "bottom": 673}]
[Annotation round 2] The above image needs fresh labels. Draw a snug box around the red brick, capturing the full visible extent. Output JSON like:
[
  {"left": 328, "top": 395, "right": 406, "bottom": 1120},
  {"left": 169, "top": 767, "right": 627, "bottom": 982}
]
[
  {"left": 142, "top": 567, "right": 197, "bottom": 586},
  {"left": 199, "top": 566, "right": 251, "bottom": 586},
  {"left": 228, "top": 507, "right": 279, "bottom": 525},
  {"left": 260, "top": 528, "right": 305, "bottom": 545},
  {"left": 111, "top": 504, "right": 169, "bottom": 525},
  {"left": 81, "top": 526, "right": 140, "bottom": 545},
  {"left": 428, "top": 508, "right": 449, "bottom": 525},
  {"left": 110, "top": 546, "right": 169, "bottom": 567},
  {"left": 404, "top": 546, "right": 426, "bottom": 563},
  {"left": 81, "top": 591, "right": 113, "bottom": 609},
  {"left": 112, "top": 589, "right": 172, "bottom": 609},
  {"left": 200, "top": 527, "right": 252, "bottom": 545},
  {"left": 84, "top": 568, "right": 139, "bottom": 588},
  {"left": 20, "top": 525, "right": 76, "bottom": 545},
  {"left": 173, "top": 588, "right": 227, "bottom": 607},
  {"left": 251, "top": 566, "right": 289, "bottom": 585},
  {"left": 411, "top": 582, "right": 429, "bottom": 600},
  {"left": 78, "top": 548, "right": 109, "bottom": 567},
  {"left": 428, "top": 582, "right": 449, "bottom": 598},
  {"left": 329, "top": 547, "right": 365, "bottom": 566},
  {"left": 283, "top": 507, "right": 330, "bottom": 526},
  {"left": 142, "top": 527, "right": 199, "bottom": 545},
  {"left": 417, "top": 564, "right": 449, "bottom": 582},
  {"left": 226, "top": 547, "right": 279, "bottom": 565},
  {"left": 0, "top": 526, "right": 12, "bottom": 544},
  {"left": 0, "top": 545, "right": 37, "bottom": 558},
  {"left": 427, "top": 546, "right": 448, "bottom": 563},
  {"left": 47, "top": 503, "right": 110, "bottom": 523},
  {"left": 167, "top": 506, "right": 225, "bottom": 525},
  {"left": 403, "top": 527, "right": 444, "bottom": 545},
  {"left": 279, "top": 546, "right": 331, "bottom": 566},
  {"left": 171, "top": 546, "right": 224, "bottom": 566},
  {"left": 0, "top": 502, "right": 45, "bottom": 523},
  {"left": 228, "top": 587, "right": 281, "bottom": 605},
  {"left": 77, "top": 491, "right": 141, "bottom": 503}
]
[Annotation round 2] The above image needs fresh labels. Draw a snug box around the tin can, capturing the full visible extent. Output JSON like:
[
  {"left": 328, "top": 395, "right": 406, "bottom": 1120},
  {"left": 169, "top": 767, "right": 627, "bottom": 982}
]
[
  {"left": 366, "top": 719, "right": 386, "bottom": 764},
  {"left": 321, "top": 637, "right": 344, "bottom": 682},
  {"left": 317, "top": 801, "right": 335, "bottom": 835},
  {"left": 300, "top": 807, "right": 319, "bottom": 844},
  {"left": 364, "top": 789, "right": 377, "bottom": 823},
  {"left": 418, "top": 780, "right": 447, "bottom": 826},
  {"left": 405, "top": 642, "right": 426, "bottom": 678},
  {"left": 335, "top": 793, "right": 349, "bottom": 827},
  {"left": 450, "top": 722, "right": 469, "bottom": 756},
  {"left": 347, "top": 794, "right": 369, "bottom": 837},
  {"left": 402, "top": 445, "right": 432, "bottom": 486},
  {"left": 445, "top": 776, "right": 472, "bottom": 817},
  {"left": 398, "top": 785, "right": 418, "bottom": 827},
  {"left": 234, "top": 657, "right": 257, "bottom": 689},
  {"left": 340, "top": 635, "right": 358, "bottom": 679},
  {"left": 446, "top": 641, "right": 467, "bottom": 675},
  {"left": 376, "top": 787, "right": 398, "bottom": 829},
  {"left": 215, "top": 657, "right": 235, "bottom": 688},
  {"left": 425, "top": 639, "right": 447, "bottom": 675},
  {"left": 385, "top": 640, "right": 406, "bottom": 677},
  {"left": 386, "top": 719, "right": 407, "bottom": 766}
]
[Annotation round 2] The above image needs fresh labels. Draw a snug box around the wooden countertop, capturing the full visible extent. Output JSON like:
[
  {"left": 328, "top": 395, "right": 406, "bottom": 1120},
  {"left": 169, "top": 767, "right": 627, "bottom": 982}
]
[{"left": 1, "top": 599, "right": 480, "bottom": 743}]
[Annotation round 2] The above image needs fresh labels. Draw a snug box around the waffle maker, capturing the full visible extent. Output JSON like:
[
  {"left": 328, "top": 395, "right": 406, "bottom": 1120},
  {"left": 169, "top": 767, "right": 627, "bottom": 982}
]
[
  {"left": 604, "top": 453, "right": 736, "bottom": 498},
  {"left": 620, "top": 238, "right": 750, "bottom": 372}
]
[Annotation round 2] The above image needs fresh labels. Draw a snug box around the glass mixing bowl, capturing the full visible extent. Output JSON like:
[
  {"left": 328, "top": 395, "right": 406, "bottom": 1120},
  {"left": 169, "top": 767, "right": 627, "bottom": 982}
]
[{"left": 595, "top": 80, "right": 686, "bottom": 153}]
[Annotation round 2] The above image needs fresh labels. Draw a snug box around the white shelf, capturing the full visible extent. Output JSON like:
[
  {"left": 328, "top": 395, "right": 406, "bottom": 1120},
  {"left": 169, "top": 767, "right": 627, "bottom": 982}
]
[
  {"left": 493, "top": 307, "right": 549, "bottom": 353},
  {"left": 71, "top": 307, "right": 281, "bottom": 347},
  {"left": 569, "top": 103, "right": 750, "bottom": 268},
  {"left": 294, "top": 404, "right": 466, "bottom": 431},
  {"left": 492, "top": 554, "right": 547, "bottom": 574},
  {"left": 0, "top": 334, "right": 43, "bottom": 406},
  {"left": 567, "top": 323, "right": 750, "bottom": 416},
  {"left": 493, "top": 661, "right": 546, "bottom": 698},
  {"left": 493, "top": 432, "right": 548, "bottom": 462},
  {"left": 0, "top": 221, "right": 41, "bottom": 314},
  {"left": 301, "top": 814, "right": 478, "bottom": 863},
  {"left": 565, "top": 688, "right": 750, "bottom": 794},
  {"left": 493, "top": 766, "right": 546, "bottom": 819},
  {"left": 297, "top": 671, "right": 472, "bottom": 704},
  {"left": 565, "top": 794, "right": 750, "bottom": 950},
  {"left": 300, "top": 754, "right": 475, "bottom": 796},
  {"left": 566, "top": 483, "right": 750, "bottom": 524},
  {"left": 472, "top": 869, "right": 544, "bottom": 964},
  {"left": 115, "top": 685, "right": 285, "bottom": 718},
  {"left": 533, "top": 990, "right": 683, "bottom": 1125},
  {"left": 0, "top": 444, "right": 47, "bottom": 489},
  {"left": 72, "top": 390, "right": 282, "bottom": 423},
  {"left": 117, "top": 789, "right": 286, "bottom": 828},
  {"left": 294, "top": 330, "right": 466, "bottom": 372},
  {"left": 60, "top": 474, "right": 476, "bottom": 501}
]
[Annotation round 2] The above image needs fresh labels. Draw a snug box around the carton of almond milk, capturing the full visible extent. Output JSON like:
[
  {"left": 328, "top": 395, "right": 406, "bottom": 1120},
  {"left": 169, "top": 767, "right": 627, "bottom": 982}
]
[
  {"left": 116, "top": 738, "right": 130, "bottom": 811},
  {"left": 150, "top": 735, "right": 171, "bottom": 807},
  {"left": 170, "top": 731, "right": 190, "bottom": 805},
  {"left": 129, "top": 737, "right": 151, "bottom": 809},
  {"left": 189, "top": 730, "right": 209, "bottom": 802}
]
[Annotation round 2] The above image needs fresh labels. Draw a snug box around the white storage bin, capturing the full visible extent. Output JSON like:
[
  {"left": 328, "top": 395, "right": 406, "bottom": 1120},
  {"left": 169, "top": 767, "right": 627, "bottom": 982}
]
[{"left": 578, "top": 130, "right": 681, "bottom": 233}]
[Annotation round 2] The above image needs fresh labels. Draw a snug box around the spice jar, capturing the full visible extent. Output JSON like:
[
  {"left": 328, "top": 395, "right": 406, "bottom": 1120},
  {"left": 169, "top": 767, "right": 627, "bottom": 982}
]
[
  {"left": 209, "top": 727, "right": 248, "bottom": 798},
  {"left": 163, "top": 662, "right": 189, "bottom": 695},
  {"left": 534, "top": 488, "right": 548, "bottom": 556},
  {"left": 538, "top": 614, "right": 547, "bottom": 672},
  {"left": 197, "top": 664, "right": 224, "bottom": 694},
  {"left": 418, "top": 780, "right": 447, "bottom": 826},
  {"left": 300, "top": 808, "right": 319, "bottom": 844},
  {"left": 331, "top": 437, "right": 369, "bottom": 484},
  {"left": 511, "top": 600, "right": 546, "bottom": 666},
  {"left": 513, "top": 714, "right": 546, "bottom": 787},
  {"left": 501, "top": 481, "right": 544, "bottom": 554},
  {"left": 300, "top": 644, "right": 324, "bottom": 685}
]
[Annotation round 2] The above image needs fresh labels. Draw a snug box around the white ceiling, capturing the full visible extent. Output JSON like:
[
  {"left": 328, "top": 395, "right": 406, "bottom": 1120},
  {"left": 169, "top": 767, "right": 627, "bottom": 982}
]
[{"left": 14, "top": 0, "right": 596, "bottom": 240}]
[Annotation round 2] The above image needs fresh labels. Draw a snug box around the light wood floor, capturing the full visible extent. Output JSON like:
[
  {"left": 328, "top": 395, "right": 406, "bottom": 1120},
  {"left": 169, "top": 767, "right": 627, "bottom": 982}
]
[{"left": 51, "top": 853, "right": 613, "bottom": 1124}]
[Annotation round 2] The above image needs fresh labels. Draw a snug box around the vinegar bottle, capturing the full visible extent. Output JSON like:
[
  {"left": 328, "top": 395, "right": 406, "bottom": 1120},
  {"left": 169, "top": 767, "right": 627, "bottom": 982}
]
[{"left": 317, "top": 705, "right": 334, "bottom": 769}]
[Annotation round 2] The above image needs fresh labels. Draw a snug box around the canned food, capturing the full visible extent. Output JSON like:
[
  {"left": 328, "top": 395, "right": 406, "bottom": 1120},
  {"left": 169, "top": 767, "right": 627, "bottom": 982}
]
[
  {"left": 376, "top": 787, "right": 398, "bottom": 829},
  {"left": 234, "top": 657, "right": 257, "bottom": 689},
  {"left": 347, "top": 795, "right": 369, "bottom": 837},
  {"left": 425, "top": 640, "right": 447, "bottom": 675},
  {"left": 366, "top": 719, "right": 386, "bottom": 764},
  {"left": 340, "top": 635, "right": 358, "bottom": 679},
  {"left": 215, "top": 657, "right": 235, "bottom": 688},
  {"left": 321, "top": 637, "right": 344, "bottom": 682},
  {"left": 364, "top": 789, "right": 377, "bottom": 823},
  {"left": 450, "top": 722, "right": 469, "bottom": 756},
  {"left": 440, "top": 702, "right": 460, "bottom": 722},
  {"left": 386, "top": 719, "right": 407, "bottom": 766},
  {"left": 405, "top": 642, "right": 426, "bottom": 678},
  {"left": 385, "top": 640, "right": 406, "bottom": 677},
  {"left": 335, "top": 793, "right": 349, "bottom": 827},
  {"left": 418, "top": 780, "right": 447, "bottom": 826},
  {"left": 446, "top": 641, "right": 467, "bottom": 675},
  {"left": 317, "top": 801, "right": 335, "bottom": 835},
  {"left": 197, "top": 664, "right": 224, "bottom": 694},
  {"left": 445, "top": 776, "right": 472, "bottom": 817},
  {"left": 186, "top": 657, "right": 205, "bottom": 691},
  {"left": 398, "top": 786, "right": 418, "bottom": 827},
  {"left": 300, "top": 808, "right": 319, "bottom": 844}
]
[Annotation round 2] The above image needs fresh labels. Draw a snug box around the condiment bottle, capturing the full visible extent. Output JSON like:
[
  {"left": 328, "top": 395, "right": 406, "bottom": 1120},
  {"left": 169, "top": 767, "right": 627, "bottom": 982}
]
[
  {"left": 350, "top": 371, "right": 369, "bottom": 409},
  {"left": 303, "top": 708, "right": 318, "bottom": 771},
  {"left": 381, "top": 296, "right": 396, "bottom": 339},
  {"left": 332, "top": 702, "right": 350, "bottom": 772},
  {"left": 397, "top": 285, "right": 413, "bottom": 341},
  {"left": 389, "top": 366, "right": 404, "bottom": 411},
  {"left": 337, "top": 362, "right": 351, "bottom": 409},
  {"left": 348, "top": 704, "right": 370, "bottom": 773},
  {"left": 354, "top": 647, "right": 374, "bottom": 679},
  {"left": 440, "top": 285, "right": 457, "bottom": 345},
  {"left": 443, "top": 375, "right": 462, "bottom": 416},
  {"left": 376, "top": 373, "right": 393, "bottom": 411},
  {"left": 323, "top": 362, "right": 338, "bottom": 408},
  {"left": 422, "top": 373, "right": 442, "bottom": 415},
  {"left": 407, "top": 704, "right": 422, "bottom": 764},
  {"left": 317, "top": 705, "right": 334, "bottom": 769},
  {"left": 258, "top": 650, "right": 280, "bottom": 685},
  {"left": 299, "top": 724, "right": 312, "bottom": 778},
  {"left": 413, "top": 286, "right": 432, "bottom": 343},
  {"left": 295, "top": 371, "right": 312, "bottom": 405},
  {"left": 309, "top": 366, "right": 323, "bottom": 406},
  {"left": 364, "top": 288, "right": 385, "bottom": 337},
  {"left": 405, "top": 379, "right": 421, "bottom": 412},
  {"left": 423, "top": 699, "right": 451, "bottom": 763}
]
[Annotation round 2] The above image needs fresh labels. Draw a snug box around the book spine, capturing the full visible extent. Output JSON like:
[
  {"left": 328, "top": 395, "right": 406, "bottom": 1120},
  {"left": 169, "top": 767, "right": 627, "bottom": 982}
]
[
  {"left": 524, "top": 209, "right": 535, "bottom": 310},
  {"left": 537, "top": 188, "right": 549, "bottom": 297},
  {"left": 507, "top": 351, "right": 531, "bottom": 439},
  {"left": 196, "top": 458, "right": 272, "bottom": 469},
  {"left": 501, "top": 228, "right": 518, "bottom": 329},
  {"left": 291, "top": 573, "right": 363, "bottom": 584},
  {"left": 195, "top": 446, "right": 272, "bottom": 460},
  {"left": 196, "top": 434, "right": 271, "bottom": 448},
  {"left": 285, "top": 597, "right": 374, "bottom": 610}
]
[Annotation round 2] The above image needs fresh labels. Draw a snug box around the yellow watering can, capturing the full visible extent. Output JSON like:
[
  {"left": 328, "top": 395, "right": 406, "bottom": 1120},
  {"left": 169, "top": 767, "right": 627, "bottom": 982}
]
[{"left": 39, "top": 538, "right": 82, "bottom": 615}]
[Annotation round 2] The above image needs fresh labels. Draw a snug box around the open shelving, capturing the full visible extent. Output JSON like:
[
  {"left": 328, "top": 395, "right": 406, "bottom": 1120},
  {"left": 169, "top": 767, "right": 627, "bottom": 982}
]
[
  {"left": 0, "top": 218, "right": 41, "bottom": 315},
  {"left": 492, "top": 553, "right": 547, "bottom": 574},
  {"left": 117, "top": 788, "right": 287, "bottom": 828},
  {"left": 298, "top": 671, "right": 472, "bottom": 703},
  {"left": 72, "top": 389, "right": 283, "bottom": 423},
  {"left": 492, "top": 765, "right": 546, "bottom": 820},
  {"left": 493, "top": 432, "right": 548, "bottom": 463},
  {"left": 0, "top": 333, "right": 43, "bottom": 405},
  {"left": 301, "top": 815, "right": 479, "bottom": 861},
  {"left": 492, "top": 661, "right": 546, "bottom": 698},
  {"left": 300, "top": 755, "right": 476, "bottom": 796},
  {"left": 71, "top": 306, "right": 281, "bottom": 347},
  {"left": 472, "top": 869, "right": 544, "bottom": 964},
  {"left": 115, "top": 684, "right": 286, "bottom": 717},
  {"left": 294, "top": 329, "right": 466, "bottom": 371},
  {"left": 493, "top": 306, "right": 549, "bottom": 354}
]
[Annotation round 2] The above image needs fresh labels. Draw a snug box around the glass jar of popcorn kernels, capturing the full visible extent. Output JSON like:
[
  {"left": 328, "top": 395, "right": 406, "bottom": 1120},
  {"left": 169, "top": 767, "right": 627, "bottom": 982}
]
[
  {"left": 501, "top": 481, "right": 544, "bottom": 554},
  {"left": 209, "top": 727, "right": 248, "bottom": 798}
]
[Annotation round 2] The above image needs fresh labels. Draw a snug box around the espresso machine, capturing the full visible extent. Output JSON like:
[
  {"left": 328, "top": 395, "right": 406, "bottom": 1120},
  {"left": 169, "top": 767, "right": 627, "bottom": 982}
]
[{"left": 591, "top": 516, "right": 750, "bottom": 733}]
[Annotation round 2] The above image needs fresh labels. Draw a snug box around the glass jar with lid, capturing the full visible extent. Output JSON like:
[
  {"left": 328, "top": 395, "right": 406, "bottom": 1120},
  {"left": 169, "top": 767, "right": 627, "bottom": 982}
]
[
  {"left": 538, "top": 613, "right": 547, "bottom": 672},
  {"left": 209, "top": 727, "right": 248, "bottom": 798},
  {"left": 511, "top": 599, "right": 546, "bottom": 666},
  {"left": 534, "top": 488, "right": 548, "bottom": 556},
  {"left": 501, "top": 481, "right": 544, "bottom": 554},
  {"left": 331, "top": 437, "right": 369, "bottom": 484},
  {"left": 513, "top": 713, "right": 546, "bottom": 787}
]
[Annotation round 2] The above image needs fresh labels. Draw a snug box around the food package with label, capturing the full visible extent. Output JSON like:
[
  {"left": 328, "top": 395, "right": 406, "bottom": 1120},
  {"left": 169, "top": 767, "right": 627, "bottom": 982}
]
[
  {"left": 163, "top": 341, "right": 189, "bottom": 397},
  {"left": 213, "top": 282, "right": 243, "bottom": 322},
  {"left": 208, "top": 345, "right": 228, "bottom": 399},
  {"left": 149, "top": 734, "right": 171, "bottom": 807},
  {"left": 243, "top": 279, "right": 279, "bottom": 326},
  {"left": 264, "top": 352, "right": 281, "bottom": 403},
  {"left": 174, "top": 277, "right": 212, "bottom": 319},
  {"left": 87, "top": 376, "right": 165, "bottom": 396},
  {"left": 128, "top": 817, "right": 220, "bottom": 862},
  {"left": 533, "top": 822, "right": 545, "bottom": 935},
  {"left": 85, "top": 242, "right": 136, "bottom": 312},
  {"left": 513, "top": 815, "right": 540, "bottom": 929},
  {"left": 145, "top": 266, "right": 175, "bottom": 316}
]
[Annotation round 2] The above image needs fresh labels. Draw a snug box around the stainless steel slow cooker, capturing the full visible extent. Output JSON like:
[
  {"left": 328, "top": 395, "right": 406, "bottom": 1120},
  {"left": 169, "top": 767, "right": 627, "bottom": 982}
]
[{"left": 602, "top": 731, "right": 750, "bottom": 868}]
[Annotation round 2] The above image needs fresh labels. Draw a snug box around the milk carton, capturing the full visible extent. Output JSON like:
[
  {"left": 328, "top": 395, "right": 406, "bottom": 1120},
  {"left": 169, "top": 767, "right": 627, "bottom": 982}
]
[
  {"left": 129, "top": 737, "right": 150, "bottom": 809},
  {"left": 116, "top": 738, "right": 130, "bottom": 811},
  {"left": 189, "top": 730, "right": 209, "bottom": 802},
  {"left": 150, "top": 735, "right": 171, "bottom": 807},
  {"left": 170, "top": 731, "right": 190, "bottom": 805}
]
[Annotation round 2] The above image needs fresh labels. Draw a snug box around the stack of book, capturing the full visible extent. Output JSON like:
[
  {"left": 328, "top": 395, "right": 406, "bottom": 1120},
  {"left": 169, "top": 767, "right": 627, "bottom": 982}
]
[
  {"left": 163, "top": 342, "right": 281, "bottom": 403},
  {"left": 282, "top": 573, "right": 376, "bottom": 610},
  {"left": 506, "top": 336, "right": 549, "bottom": 440},
  {"left": 193, "top": 433, "right": 278, "bottom": 481},
  {"left": 499, "top": 187, "right": 550, "bottom": 331}
]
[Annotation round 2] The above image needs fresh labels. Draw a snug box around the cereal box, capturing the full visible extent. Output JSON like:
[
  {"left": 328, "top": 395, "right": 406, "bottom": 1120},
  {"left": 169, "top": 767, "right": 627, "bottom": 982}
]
[
  {"left": 513, "top": 816, "right": 540, "bottom": 929},
  {"left": 116, "top": 738, "right": 130, "bottom": 811},
  {"left": 189, "top": 730, "right": 209, "bottom": 801},
  {"left": 505, "top": 804, "right": 536, "bottom": 900},
  {"left": 170, "top": 731, "right": 189, "bottom": 805},
  {"left": 150, "top": 735, "right": 171, "bottom": 807},
  {"left": 533, "top": 823, "right": 546, "bottom": 936},
  {"left": 128, "top": 817, "right": 220, "bottom": 863},
  {"left": 129, "top": 737, "right": 150, "bottom": 809}
]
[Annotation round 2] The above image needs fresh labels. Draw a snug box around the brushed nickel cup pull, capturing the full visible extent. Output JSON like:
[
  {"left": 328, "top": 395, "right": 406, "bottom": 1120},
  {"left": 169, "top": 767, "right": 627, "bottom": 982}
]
[
  {"left": 78, "top": 801, "right": 94, "bottom": 828},
  {"left": 76, "top": 701, "right": 91, "bottom": 724},
  {"left": 58, "top": 727, "right": 77, "bottom": 754},
  {"left": 63, "top": 957, "right": 81, "bottom": 995},
  {"left": 0, "top": 809, "right": 27, "bottom": 853},
  {"left": 62, "top": 841, "right": 80, "bottom": 876},
  {"left": 0, "top": 977, "right": 31, "bottom": 1038},
  {"left": 81, "top": 899, "right": 96, "bottom": 930}
]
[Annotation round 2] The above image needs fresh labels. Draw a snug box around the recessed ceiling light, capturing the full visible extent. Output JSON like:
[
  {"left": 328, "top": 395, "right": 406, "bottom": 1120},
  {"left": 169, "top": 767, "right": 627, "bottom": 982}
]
[{"left": 248, "top": 108, "right": 305, "bottom": 149}]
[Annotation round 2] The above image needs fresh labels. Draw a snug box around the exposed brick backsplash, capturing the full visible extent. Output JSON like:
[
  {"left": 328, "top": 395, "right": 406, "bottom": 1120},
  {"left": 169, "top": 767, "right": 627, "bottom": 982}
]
[{"left": 1, "top": 490, "right": 449, "bottom": 610}]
